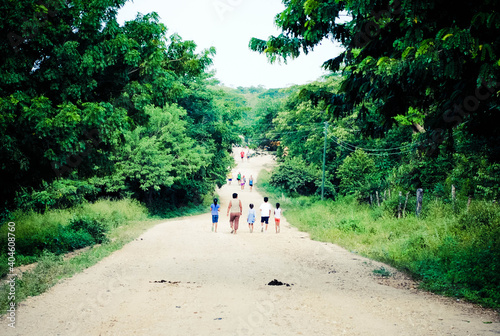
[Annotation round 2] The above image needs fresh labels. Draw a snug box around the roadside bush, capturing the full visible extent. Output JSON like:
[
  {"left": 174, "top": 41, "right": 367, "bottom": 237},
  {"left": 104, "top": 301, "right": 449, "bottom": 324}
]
[
  {"left": 337, "top": 149, "right": 379, "bottom": 199},
  {"left": 456, "top": 201, "right": 500, "bottom": 232},
  {"left": 370, "top": 206, "right": 385, "bottom": 220},
  {"left": 380, "top": 194, "right": 401, "bottom": 217},
  {"left": 337, "top": 218, "right": 364, "bottom": 233},
  {"left": 68, "top": 215, "right": 109, "bottom": 244},
  {"left": 270, "top": 157, "right": 321, "bottom": 196},
  {"left": 415, "top": 237, "right": 500, "bottom": 308},
  {"left": 0, "top": 198, "right": 147, "bottom": 268},
  {"left": 59, "top": 228, "right": 95, "bottom": 251},
  {"left": 14, "top": 178, "right": 100, "bottom": 213}
]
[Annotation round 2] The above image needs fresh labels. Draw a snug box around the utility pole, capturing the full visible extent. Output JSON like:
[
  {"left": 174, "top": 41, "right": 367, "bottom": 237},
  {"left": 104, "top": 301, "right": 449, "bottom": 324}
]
[{"left": 321, "top": 121, "right": 328, "bottom": 200}]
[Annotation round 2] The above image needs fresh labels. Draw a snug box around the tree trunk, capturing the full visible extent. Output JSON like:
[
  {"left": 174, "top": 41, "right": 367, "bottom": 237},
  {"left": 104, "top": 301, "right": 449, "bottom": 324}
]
[
  {"left": 369, "top": 194, "right": 373, "bottom": 206},
  {"left": 416, "top": 188, "right": 423, "bottom": 217},
  {"left": 376, "top": 191, "right": 380, "bottom": 207},
  {"left": 403, "top": 192, "right": 410, "bottom": 217},
  {"left": 467, "top": 195, "right": 472, "bottom": 211},
  {"left": 412, "top": 122, "right": 426, "bottom": 133}
]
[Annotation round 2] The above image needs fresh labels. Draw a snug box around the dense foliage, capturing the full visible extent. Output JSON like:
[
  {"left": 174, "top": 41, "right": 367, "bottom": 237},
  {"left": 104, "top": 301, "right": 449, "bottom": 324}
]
[
  {"left": 250, "top": 0, "right": 500, "bottom": 202},
  {"left": 0, "top": 0, "right": 240, "bottom": 217}
]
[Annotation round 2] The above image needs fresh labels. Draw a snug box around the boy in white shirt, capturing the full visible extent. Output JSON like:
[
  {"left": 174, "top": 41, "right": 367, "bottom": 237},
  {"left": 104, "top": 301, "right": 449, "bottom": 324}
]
[{"left": 259, "top": 197, "right": 272, "bottom": 232}]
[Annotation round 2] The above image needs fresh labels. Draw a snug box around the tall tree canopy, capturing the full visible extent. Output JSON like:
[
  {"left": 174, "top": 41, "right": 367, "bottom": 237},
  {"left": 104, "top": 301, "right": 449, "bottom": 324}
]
[
  {"left": 250, "top": 0, "right": 500, "bottom": 155},
  {"left": 1, "top": 0, "right": 239, "bottom": 214},
  {"left": 250, "top": 1, "right": 500, "bottom": 200}
]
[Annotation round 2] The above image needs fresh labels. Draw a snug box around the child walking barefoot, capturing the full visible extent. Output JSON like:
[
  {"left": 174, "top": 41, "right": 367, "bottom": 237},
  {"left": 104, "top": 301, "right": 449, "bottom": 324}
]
[
  {"left": 247, "top": 204, "right": 256, "bottom": 233},
  {"left": 227, "top": 193, "right": 242, "bottom": 234},
  {"left": 210, "top": 198, "right": 220, "bottom": 232},
  {"left": 274, "top": 203, "right": 282, "bottom": 233}
]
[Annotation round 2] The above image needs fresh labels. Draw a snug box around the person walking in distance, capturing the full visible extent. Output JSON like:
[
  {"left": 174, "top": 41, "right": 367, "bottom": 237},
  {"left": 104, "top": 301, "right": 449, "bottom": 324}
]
[
  {"left": 249, "top": 175, "right": 254, "bottom": 192},
  {"left": 240, "top": 150, "right": 245, "bottom": 162},
  {"left": 241, "top": 175, "right": 246, "bottom": 190},
  {"left": 259, "top": 197, "right": 272, "bottom": 232},
  {"left": 247, "top": 203, "right": 256, "bottom": 233},
  {"left": 227, "top": 193, "right": 242, "bottom": 234},
  {"left": 274, "top": 203, "right": 282, "bottom": 234},
  {"left": 227, "top": 171, "right": 233, "bottom": 185},
  {"left": 210, "top": 198, "right": 220, "bottom": 232},
  {"left": 237, "top": 172, "right": 241, "bottom": 185}
]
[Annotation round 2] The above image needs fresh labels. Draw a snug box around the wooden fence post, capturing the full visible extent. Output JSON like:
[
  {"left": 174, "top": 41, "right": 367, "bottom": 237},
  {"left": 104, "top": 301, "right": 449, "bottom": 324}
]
[
  {"left": 398, "top": 191, "right": 402, "bottom": 219},
  {"left": 416, "top": 188, "right": 423, "bottom": 217},
  {"left": 403, "top": 192, "right": 410, "bottom": 217}
]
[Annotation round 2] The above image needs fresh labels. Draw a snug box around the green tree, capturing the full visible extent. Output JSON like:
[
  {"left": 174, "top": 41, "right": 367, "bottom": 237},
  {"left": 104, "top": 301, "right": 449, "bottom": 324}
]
[
  {"left": 250, "top": 0, "right": 500, "bottom": 200},
  {"left": 337, "top": 149, "right": 378, "bottom": 198},
  {"left": 250, "top": 0, "right": 500, "bottom": 141},
  {"left": 1, "top": 1, "right": 240, "bottom": 216},
  {"left": 270, "top": 156, "right": 321, "bottom": 196},
  {"left": 105, "top": 104, "right": 209, "bottom": 205}
]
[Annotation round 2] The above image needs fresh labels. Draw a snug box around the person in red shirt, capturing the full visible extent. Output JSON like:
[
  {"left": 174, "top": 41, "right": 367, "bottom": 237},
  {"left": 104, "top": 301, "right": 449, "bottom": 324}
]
[{"left": 240, "top": 150, "right": 245, "bottom": 161}]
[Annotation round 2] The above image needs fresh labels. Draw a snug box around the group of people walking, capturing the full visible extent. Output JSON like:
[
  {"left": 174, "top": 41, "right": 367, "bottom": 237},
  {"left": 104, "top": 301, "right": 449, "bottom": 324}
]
[
  {"left": 227, "top": 172, "right": 254, "bottom": 191},
  {"left": 210, "top": 196, "right": 282, "bottom": 234},
  {"left": 240, "top": 149, "right": 252, "bottom": 162}
]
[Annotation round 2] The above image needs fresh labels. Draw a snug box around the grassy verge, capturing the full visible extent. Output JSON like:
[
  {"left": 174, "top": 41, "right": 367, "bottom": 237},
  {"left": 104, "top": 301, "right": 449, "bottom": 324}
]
[
  {"left": 257, "top": 169, "right": 500, "bottom": 310},
  {"left": 0, "top": 198, "right": 207, "bottom": 315}
]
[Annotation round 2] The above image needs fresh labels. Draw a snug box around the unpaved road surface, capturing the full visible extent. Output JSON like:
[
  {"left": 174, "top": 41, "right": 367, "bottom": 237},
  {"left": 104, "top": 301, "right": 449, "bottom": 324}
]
[{"left": 2, "top": 149, "right": 499, "bottom": 335}]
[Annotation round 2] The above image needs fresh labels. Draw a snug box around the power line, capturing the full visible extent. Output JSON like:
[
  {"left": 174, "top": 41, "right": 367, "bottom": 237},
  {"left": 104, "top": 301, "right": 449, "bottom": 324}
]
[{"left": 246, "top": 122, "right": 419, "bottom": 155}]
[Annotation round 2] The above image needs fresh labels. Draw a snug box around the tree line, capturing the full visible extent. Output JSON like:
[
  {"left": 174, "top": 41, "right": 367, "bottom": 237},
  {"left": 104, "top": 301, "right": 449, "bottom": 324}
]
[
  {"left": 0, "top": 0, "right": 242, "bottom": 219},
  {"left": 247, "top": 0, "right": 500, "bottom": 204}
]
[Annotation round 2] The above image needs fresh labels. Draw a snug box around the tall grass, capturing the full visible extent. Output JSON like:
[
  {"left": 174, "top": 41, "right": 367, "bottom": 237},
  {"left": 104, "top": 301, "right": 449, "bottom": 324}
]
[
  {"left": 0, "top": 197, "right": 208, "bottom": 315},
  {"left": 258, "top": 170, "right": 500, "bottom": 309},
  {"left": 0, "top": 198, "right": 148, "bottom": 272}
]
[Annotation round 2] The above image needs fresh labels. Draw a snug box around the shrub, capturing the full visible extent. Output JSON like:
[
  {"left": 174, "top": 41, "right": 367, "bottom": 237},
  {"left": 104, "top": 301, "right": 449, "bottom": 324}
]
[
  {"left": 59, "top": 228, "right": 95, "bottom": 251},
  {"left": 456, "top": 201, "right": 500, "bottom": 231},
  {"left": 337, "top": 218, "right": 364, "bottom": 232},
  {"left": 270, "top": 157, "right": 319, "bottom": 195},
  {"left": 14, "top": 178, "right": 100, "bottom": 213},
  {"left": 336, "top": 149, "right": 378, "bottom": 199},
  {"left": 381, "top": 194, "right": 401, "bottom": 217},
  {"left": 69, "top": 215, "right": 109, "bottom": 244},
  {"left": 453, "top": 201, "right": 500, "bottom": 248},
  {"left": 415, "top": 237, "right": 500, "bottom": 308}
]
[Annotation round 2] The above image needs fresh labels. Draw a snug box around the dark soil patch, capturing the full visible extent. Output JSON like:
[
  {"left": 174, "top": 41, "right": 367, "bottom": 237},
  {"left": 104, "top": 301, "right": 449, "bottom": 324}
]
[{"left": 268, "top": 279, "right": 293, "bottom": 287}]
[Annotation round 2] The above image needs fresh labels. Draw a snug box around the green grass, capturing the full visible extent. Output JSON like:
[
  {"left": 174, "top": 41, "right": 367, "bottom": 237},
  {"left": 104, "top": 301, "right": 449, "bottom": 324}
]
[
  {"left": 0, "top": 198, "right": 208, "bottom": 315},
  {"left": 0, "top": 198, "right": 149, "bottom": 268},
  {"left": 257, "top": 169, "right": 500, "bottom": 310}
]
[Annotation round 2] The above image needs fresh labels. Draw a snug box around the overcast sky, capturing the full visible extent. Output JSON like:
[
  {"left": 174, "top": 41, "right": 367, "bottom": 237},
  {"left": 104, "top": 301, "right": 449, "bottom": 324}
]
[{"left": 117, "top": 0, "right": 345, "bottom": 88}]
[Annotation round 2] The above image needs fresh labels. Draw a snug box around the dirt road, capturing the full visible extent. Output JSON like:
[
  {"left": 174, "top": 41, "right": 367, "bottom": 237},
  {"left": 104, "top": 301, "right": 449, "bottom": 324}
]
[{"left": 2, "top": 149, "right": 499, "bottom": 335}]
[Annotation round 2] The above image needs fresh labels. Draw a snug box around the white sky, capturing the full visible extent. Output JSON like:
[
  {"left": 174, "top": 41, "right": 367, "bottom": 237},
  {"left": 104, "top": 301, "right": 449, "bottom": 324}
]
[{"left": 117, "top": 0, "right": 345, "bottom": 88}]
